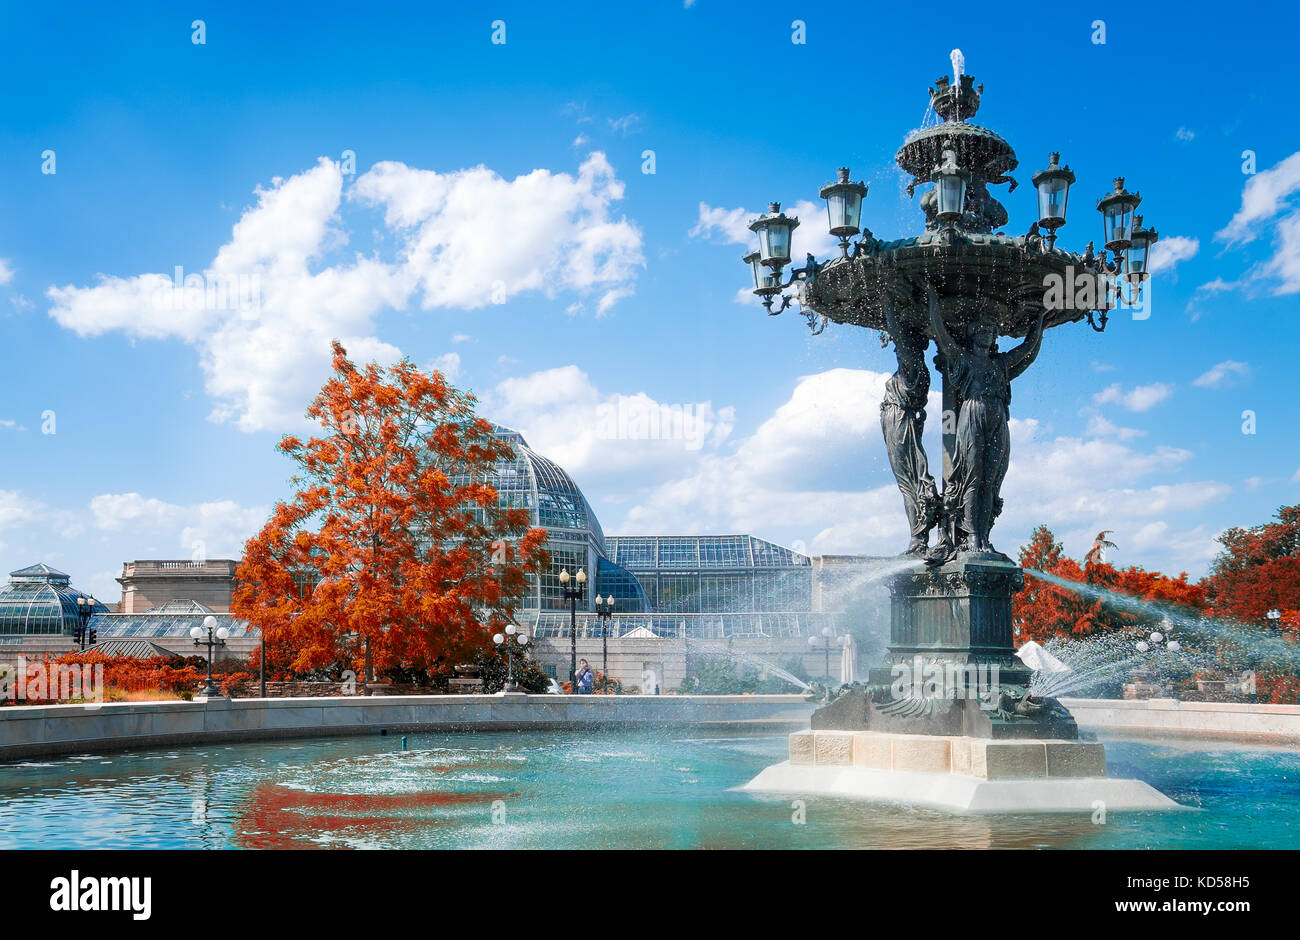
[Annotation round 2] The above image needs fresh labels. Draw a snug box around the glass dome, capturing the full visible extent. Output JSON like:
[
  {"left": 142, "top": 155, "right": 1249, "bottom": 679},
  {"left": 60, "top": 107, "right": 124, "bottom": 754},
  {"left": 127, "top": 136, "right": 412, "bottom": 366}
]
[
  {"left": 0, "top": 564, "right": 110, "bottom": 636},
  {"left": 490, "top": 425, "right": 604, "bottom": 546}
]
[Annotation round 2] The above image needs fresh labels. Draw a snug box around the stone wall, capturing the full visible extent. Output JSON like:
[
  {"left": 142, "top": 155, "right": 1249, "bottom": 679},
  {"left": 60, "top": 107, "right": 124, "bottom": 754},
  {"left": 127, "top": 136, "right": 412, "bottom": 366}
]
[
  {"left": 1061, "top": 696, "right": 1300, "bottom": 744},
  {"left": 0, "top": 693, "right": 818, "bottom": 761}
]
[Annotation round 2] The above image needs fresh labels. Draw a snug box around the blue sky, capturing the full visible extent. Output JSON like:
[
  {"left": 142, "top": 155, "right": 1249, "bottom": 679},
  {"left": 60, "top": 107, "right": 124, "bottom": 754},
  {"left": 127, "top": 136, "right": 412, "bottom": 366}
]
[{"left": 1, "top": 0, "right": 1298, "bottom": 601}]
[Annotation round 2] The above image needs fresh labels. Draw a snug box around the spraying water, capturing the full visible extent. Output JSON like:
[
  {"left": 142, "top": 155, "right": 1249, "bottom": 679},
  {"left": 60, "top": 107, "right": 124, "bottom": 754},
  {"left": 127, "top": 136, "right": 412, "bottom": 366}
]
[
  {"left": 686, "top": 640, "right": 811, "bottom": 691},
  {"left": 949, "top": 48, "right": 965, "bottom": 120},
  {"left": 1021, "top": 568, "right": 1300, "bottom": 696}
]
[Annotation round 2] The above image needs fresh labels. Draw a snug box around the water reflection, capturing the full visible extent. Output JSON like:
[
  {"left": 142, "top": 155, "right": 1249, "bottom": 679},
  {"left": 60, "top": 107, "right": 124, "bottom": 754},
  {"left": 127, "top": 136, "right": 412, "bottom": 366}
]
[{"left": 0, "top": 730, "right": 1294, "bottom": 849}]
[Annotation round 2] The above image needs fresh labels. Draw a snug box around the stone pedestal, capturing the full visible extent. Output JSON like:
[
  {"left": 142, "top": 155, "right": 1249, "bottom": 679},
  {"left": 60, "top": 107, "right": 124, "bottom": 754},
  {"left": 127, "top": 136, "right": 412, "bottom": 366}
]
[
  {"left": 741, "top": 729, "right": 1183, "bottom": 813},
  {"left": 747, "top": 554, "right": 1184, "bottom": 811},
  {"left": 812, "top": 553, "right": 1077, "bottom": 740},
  {"left": 871, "top": 555, "right": 1029, "bottom": 687}
]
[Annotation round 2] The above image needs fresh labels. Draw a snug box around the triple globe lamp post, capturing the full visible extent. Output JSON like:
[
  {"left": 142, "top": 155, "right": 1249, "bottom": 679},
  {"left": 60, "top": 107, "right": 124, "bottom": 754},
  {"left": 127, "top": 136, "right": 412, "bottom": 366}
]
[
  {"left": 190, "top": 615, "right": 230, "bottom": 699},
  {"left": 492, "top": 623, "right": 531, "bottom": 693}
]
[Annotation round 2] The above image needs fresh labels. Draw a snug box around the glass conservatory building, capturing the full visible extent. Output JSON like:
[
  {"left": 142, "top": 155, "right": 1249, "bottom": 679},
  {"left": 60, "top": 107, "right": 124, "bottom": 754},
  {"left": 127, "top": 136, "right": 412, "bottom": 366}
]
[
  {"left": 490, "top": 426, "right": 650, "bottom": 614},
  {"left": 489, "top": 429, "right": 842, "bottom": 640},
  {"left": 0, "top": 564, "right": 109, "bottom": 637}
]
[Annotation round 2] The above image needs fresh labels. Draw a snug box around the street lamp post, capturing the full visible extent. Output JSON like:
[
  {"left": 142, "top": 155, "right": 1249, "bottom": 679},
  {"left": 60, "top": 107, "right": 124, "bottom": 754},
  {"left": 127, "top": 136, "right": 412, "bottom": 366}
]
[
  {"left": 559, "top": 567, "right": 586, "bottom": 691},
  {"left": 1267, "top": 609, "right": 1282, "bottom": 627},
  {"left": 594, "top": 594, "right": 615, "bottom": 692},
  {"left": 190, "top": 615, "right": 230, "bottom": 699},
  {"left": 74, "top": 596, "right": 98, "bottom": 651},
  {"left": 492, "top": 624, "right": 531, "bottom": 693},
  {"left": 807, "top": 627, "right": 841, "bottom": 684}
]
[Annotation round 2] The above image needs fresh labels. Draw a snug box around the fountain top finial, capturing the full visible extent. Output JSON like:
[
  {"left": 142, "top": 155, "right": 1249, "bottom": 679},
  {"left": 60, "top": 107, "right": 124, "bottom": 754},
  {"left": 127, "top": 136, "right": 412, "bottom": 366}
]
[{"left": 930, "top": 70, "right": 982, "bottom": 122}]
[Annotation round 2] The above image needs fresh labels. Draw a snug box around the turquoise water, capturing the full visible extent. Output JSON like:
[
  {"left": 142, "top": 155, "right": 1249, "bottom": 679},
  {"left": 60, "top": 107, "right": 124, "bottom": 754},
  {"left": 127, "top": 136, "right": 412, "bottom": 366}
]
[{"left": 0, "top": 730, "right": 1295, "bottom": 849}]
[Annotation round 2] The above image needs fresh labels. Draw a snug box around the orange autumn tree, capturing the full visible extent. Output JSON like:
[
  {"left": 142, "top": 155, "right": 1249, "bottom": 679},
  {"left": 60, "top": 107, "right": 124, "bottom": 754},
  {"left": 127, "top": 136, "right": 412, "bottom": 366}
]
[
  {"left": 1014, "top": 525, "right": 1206, "bottom": 643},
  {"left": 232, "top": 342, "right": 549, "bottom": 679}
]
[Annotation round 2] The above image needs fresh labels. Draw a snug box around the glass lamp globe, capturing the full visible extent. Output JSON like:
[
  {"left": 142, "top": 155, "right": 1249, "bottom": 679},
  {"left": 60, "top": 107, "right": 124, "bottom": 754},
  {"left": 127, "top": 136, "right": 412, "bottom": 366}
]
[
  {"left": 594, "top": 595, "right": 603, "bottom": 606},
  {"left": 1167, "top": 640, "right": 1181, "bottom": 652},
  {"left": 748, "top": 202, "right": 799, "bottom": 269},
  {"left": 743, "top": 251, "right": 780, "bottom": 295},
  {"left": 189, "top": 626, "right": 202, "bottom": 639},
  {"left": 1032, "top": 152, "right": 1075, "bottom": 232},
  {"left": 932, "top": 149, "right": 971, "bottom": 223},
  {"left": 216, "top": 626, "right": 230, "bottom": 641},
  {"left": 506, "top": 624, "right": 516, "bottom": 635},
  {"left": 203, "top": 615, "right": 217, "bottom": 632},
  {"left": 1097, "top": 177, "right": 1141, "bottom": 252},
  {"left": 1136, "top": 640, "right": 1150, "bottom": 653},
  {"left": 559, "top": 568, "right": 570, "bottom": 584},
  {"left": 517, "top": 634, "right": 529, "bottom": 646},
  {"left": 819, "top": 167, "right": 868, "bottom": 251},
  {"left": 576, "top": 568, "right": 587, "bottom": 584},
  {"left": 606, "top": 595, "right": 615, "bottom": 607},
  {"left": 1125, "top": 217, "right": 1158, "bottom": 286},
  {"left": 807, "top": 636, "right": 818, "bottom": 647},
  {"left": 1150, "top": 631, "right": 1163, "bottom": 644},
  {"left": 493, "top": 633, "right": 505, "bottom": 645}
]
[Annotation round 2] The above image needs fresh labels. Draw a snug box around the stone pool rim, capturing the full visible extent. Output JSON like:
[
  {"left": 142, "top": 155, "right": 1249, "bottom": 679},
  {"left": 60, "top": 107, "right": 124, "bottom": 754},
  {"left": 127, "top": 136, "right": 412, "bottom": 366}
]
[{"left": 0, "top": 693, "right": 818, "bottom": 762}]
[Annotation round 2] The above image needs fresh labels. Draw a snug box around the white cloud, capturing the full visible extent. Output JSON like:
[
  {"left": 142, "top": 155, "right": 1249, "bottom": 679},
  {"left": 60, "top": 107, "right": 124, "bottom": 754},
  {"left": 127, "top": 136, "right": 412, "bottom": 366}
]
[
  {"left": 1193, "top": 360, "right": 1250, "bottom": 388},
  {"left": 88, "top": 493, "right": 266, "bottom": 557},
  {"left": 1215, "top": 151, "right": 1300, "bottom": 295},
  {"left": 607, "top": 114, "right": 642, "bottom": 136},
  {"left": 1148, "top": 235, "right": 1198, "bottom": 275},
  {"left": 1093, "top": 382, "right": 1174, "bottom": 412},
  {"left": 1175, "top": 127, "right": 1195, "bottom": 143},
  {"left": 48, "top": 154, "right": 643, "bottom": 433},
  {"left": 352, "top": 152, "right": 641, "bottom": 312},
  {"left": 1217, "top": 151, "right": 1300, "bottom": 244},
  {"left": 0, "top": 259, "right": 14, "bottom": 286},
  {"left": 429, "top": 352, "right": 461, "bottom": 380},
  {"left": 1085, "top": 415, "right": 1146, "bottom": 441},
  {"left": 0, "top": 490, "right": 41, "bottom": 531},
  {"left": 484, "top": 365, "right": 736, "bottom": 482},
  {"left": 591, "top": 369, "right": 1229, "bottom": 575}
]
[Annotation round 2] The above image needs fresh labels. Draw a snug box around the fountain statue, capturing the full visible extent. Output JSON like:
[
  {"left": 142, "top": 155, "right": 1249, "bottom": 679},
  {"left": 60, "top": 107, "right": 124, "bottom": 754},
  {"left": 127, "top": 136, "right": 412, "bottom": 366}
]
[{"left": 741, "top": 57, "right": 1179, "bottom": 812}]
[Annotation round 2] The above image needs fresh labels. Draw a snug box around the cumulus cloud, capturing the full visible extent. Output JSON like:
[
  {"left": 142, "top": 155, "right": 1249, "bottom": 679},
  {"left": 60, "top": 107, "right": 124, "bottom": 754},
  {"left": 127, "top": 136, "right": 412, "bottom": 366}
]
[
  {"left": 48, "top": 154, "right": 643, "bottom": 433},
  {"left": 1215, "top": 151, "right": 1300, "bottom": 295},
  {"left": 88, "top": 493, "right": 266, "bottom": 557},
  {"left": 1147, "top": 235, "right": 1199, "bottom": 275},
  {"left": 483, "top": 365, "right": 736, "bottom": 483},
  {"left": 0, "top": 259, "right": 14, "bottom": 286},
  {"left": 1093, "top": 382, "right": 1175, "bottom": 412},
  {"left": 1193, "top": 360, "right": 1251, "bottom": 388},
  {"left": 596, "top": 369, "right": 1228, "bottom": 575},
  {"left": 1217, "top": 152, "right": 1300, "bottom": 244}
]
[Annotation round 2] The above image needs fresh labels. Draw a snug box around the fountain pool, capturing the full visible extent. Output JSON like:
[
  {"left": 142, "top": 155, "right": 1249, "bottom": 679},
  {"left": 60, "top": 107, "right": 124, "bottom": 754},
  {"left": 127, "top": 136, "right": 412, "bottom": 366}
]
[{"left": 0, "top": 729, "right": 1295, "bottom": 849}]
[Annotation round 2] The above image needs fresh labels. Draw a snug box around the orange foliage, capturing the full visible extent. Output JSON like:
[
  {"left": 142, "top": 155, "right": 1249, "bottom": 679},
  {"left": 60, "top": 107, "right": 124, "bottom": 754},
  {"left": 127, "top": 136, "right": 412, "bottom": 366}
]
[
  {"left": 49, "top": 650, "right": 205, "bottom": 696},
  {"left": 231, "top": 342, "right": 549, "bottom": 678},
  {"left": 1014, "top": 525, "right": 1206, "bottom": 643}
]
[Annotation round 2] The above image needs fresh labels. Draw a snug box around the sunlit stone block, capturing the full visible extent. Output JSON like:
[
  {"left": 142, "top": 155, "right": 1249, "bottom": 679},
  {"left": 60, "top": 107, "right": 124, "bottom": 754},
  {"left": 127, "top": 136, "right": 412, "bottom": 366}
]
[
  {"left": 1045, "top": 741, "right": 1107, "bottom": 777},
  {"left": 813, "top": 730, "right": 854, "bottom": 765},
  {"left": 851, "top": 732, "right": 891, "bottom": 769},
  {"left": 890, "top": 735, "right": 951, "bottom": 772},
  {"left": 974, "top": 740, "right": 1048, "bottom": 779},
  {"left": 789, "top": 731, "right": 815, "bottom": 765}
]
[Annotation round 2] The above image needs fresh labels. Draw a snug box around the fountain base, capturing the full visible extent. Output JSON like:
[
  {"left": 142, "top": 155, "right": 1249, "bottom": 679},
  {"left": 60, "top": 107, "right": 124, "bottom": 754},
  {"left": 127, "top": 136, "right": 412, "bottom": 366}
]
[{"left": 742, "top": 730, "right": 1183, "bottom": 813}]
